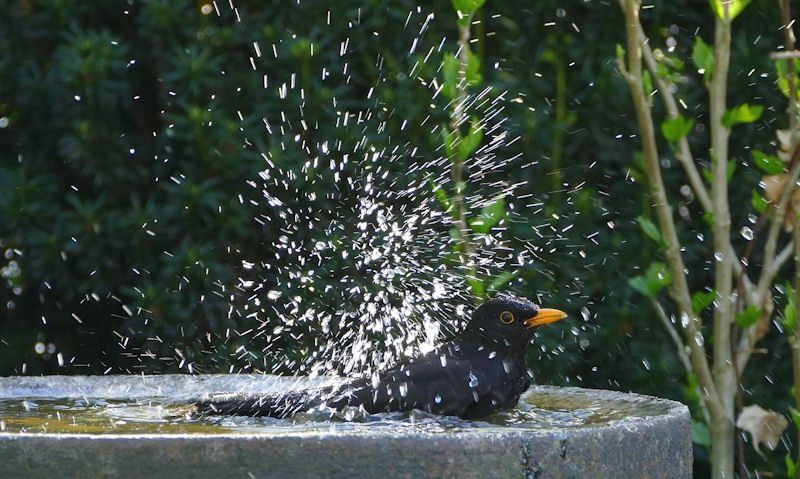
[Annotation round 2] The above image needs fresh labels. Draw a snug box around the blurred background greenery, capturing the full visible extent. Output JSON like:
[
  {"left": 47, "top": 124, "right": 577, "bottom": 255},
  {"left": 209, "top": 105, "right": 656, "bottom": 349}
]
[{"left": 0, "top": 0, "right": 794, "bottom": 474}]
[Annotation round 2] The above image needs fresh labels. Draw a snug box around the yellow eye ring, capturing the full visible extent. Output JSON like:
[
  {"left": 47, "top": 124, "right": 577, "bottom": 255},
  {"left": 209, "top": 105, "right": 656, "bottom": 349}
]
[{"left": 500, "top": 311, "right": 515, "bottom": 324}]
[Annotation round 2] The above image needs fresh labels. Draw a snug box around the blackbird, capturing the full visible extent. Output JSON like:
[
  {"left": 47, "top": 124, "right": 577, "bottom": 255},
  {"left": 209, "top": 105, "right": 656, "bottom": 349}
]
[{"left": 197, "top": 295, "right": 566, "bottom": 419}]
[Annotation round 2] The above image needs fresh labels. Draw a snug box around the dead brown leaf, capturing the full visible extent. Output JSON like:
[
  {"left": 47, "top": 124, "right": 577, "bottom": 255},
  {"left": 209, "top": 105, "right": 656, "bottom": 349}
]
[{"left": 736, "top": 404, "right": 788, "bottom": 457}]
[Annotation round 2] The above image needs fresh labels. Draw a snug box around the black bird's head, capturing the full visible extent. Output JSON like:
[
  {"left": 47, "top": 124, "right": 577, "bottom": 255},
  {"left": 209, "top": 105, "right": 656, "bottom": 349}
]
[{"left": 464, "top": 295, "right": 567, "bottom": 349}]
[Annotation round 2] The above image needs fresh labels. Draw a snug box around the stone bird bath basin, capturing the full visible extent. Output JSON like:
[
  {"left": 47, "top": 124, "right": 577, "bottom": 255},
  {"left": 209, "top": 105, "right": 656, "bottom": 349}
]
[{"left": 0, "top": 374, "right": 690, "bottom": 478}]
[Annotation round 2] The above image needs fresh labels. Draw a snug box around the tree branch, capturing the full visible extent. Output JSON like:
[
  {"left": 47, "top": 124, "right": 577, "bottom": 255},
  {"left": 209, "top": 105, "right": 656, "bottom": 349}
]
[
  {"left": 651, "top": 297, "right": 711, "bottom": 424},
  {"left": 619, "top": 0, "right": 721, "bottom": 417}
]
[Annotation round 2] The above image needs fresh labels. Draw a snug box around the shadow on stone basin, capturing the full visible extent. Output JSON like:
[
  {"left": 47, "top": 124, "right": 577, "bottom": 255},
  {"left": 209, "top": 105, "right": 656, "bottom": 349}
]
[{"left": 0, "top": 375, "right": 691, "bottom": 478}]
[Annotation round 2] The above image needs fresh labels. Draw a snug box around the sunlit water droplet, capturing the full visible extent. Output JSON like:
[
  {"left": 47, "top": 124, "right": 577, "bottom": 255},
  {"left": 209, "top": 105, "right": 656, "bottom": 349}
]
[
  {"left": 740, "top": 227, "right": 753, "bottom": 241},
  {"left": 267, "top": 290, "right": 282, "bottom": 300},
  {"left": 468, "top": 372, "right": 479, "bottom": 388},
  {"left": 694, "top": 332, "right": 704, "bottom": 346}
]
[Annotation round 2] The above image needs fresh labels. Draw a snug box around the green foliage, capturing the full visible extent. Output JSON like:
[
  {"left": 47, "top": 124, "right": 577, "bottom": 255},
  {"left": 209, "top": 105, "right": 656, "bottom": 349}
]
[
  {"left": 721, "top": 103, "right": 763, "bottom": 128},
  {"left": 470, "top": 197, "right": 507, "bottom": 235},
  {"left": 642, "top": 70, "right": 653, "bottom": 96},
  {"left": 734, "top": 305, "right": 761, "bottom": 329},
  {"left": 615, "top": 43, "right": 625, "bottom": 61},
  {"left": 692, "top": 420, "right": 712, "bottom": 447},
  {"left": 442, "top": 54, "right": 459, "bottom": 99},
  {"left": 636, "top": 215, "right": 662, "bottom": 244},
  {"left": 465, "top": 47, "right": 483, "bottom": 86},
  {"left": 709, "top": 0, "right": 751, "bottom": 21},
  {"left": 692, "top": 290, "right": 716, "bottom": 314},
  {"left": 459, "top": 117, "right": 484, "bottom": 161},
  {"left": 628, "top": 262, "right": 672, "bottom": 297},
  {"left": 776, "top": 59, "right": 800, "bottom": 98},
  {"left": 787, "top": 453, "right": 799, "bottom": 478},
  {"left": 661, "top": 115, "right": 695, "bottom": 143},
  {"left": 752, "top": 150, "right": 785, "bottom": 175},
  {"left": 692, "top": 36, "right": 714, "bottom": 82},
  {"left": 784, "top": 284, "right": 797, "bottom": 336},
  {"left": 751, "top": 190, "right": 768, "bottom": 213},
  {"left": 451, "top": 0, "right": 487, "bottom": 25},
  {"left": 702, "top": 160, "right": 737, "bottom": 183}
]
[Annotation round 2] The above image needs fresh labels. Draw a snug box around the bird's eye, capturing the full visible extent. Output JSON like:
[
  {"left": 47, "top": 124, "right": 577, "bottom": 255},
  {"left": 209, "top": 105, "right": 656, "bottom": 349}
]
[{"left": 499, "top": 311, "right": 515, "bottom": 324}]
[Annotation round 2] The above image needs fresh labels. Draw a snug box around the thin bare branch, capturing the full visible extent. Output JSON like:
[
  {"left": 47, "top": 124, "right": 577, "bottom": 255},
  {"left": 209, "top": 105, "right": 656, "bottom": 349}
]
[
  {"left": 650, "top": 298, "right": 711, "bottom": 424},
  {"left": 638, "top": 29, "right": 712, "bottom": 212}
]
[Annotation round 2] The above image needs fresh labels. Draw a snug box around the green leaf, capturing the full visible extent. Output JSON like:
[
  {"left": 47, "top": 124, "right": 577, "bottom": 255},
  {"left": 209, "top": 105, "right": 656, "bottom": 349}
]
[
  {"left": 752, "top": 149, "right": 785, "bottom": 175},
  {"left": 442, "top": 53, "right": 459, "bottom": 99},
  {"left": 790, "top": 408, "right": 800, "bottom": 429},
  {"left": 751, "top": 190, "right": 768, "bottom": 213},
  {"left": 692, "top": 290, "right": 716, "bottom": 314},
  {"left": 642, "top": 70, "right": 653, "bottom": 96},
  {"left": 442, "top": 124, "right": 458, "bottom": 160},
  {"left": 467, "top": 276, "right": 486, "bottom": 299},
  {"left": 451, "top": 0, "right": 486, "bottom": 21},
  {"left": 692, "top": 420, "right": 712, "bottom": 447},
  {"left": 661, "top": 115, "right": 695, "bottom": 143},
  {"left": 637, "top": 215, "right": 662, "bottom": 244},
  {"left": 628, "top": 262, "right": 672, "bottom": 297},
  {"left": 615, "top": 44, "right": 625, "bottom": 61},
  {"left": 787, "top": 453, "right": 798, "bottom": 478},
  {"left": 692, "top": 36, "right": 714, "bottom": 81},
  {"left": 776, "top": 59, "right": 800, "bottom": 98},
  {"left": 722, "top": 103, "right": 763, "bottom": 128},
  {"left": 470, "top": 197, "right": 506, "bottom": 234},
  {"left": 709, "top": 0, "right": 751, "bottom": 21},
  {"left": 487, "top": 271, "right": 518, "bottom": 295},
  {"left": 465, "top": 47, "right": 482, "bottom": 86},
  {"left": 459, "top": 117, "right": 483, "bottom": 161},
  {"left": 429, "top": 178, "right": 451, "bottom": 212},
  {"left": 628, "top": 276, "right": 652, "bottom": 297},
  {"left": 707, "top": 160, "right": 737, "bottom": 183},
  {"left": 784, "top": 285, "right": 797, "bottom": 335},
  {"left": 735, "top": 305, "right": 761, "bottom": 328}
]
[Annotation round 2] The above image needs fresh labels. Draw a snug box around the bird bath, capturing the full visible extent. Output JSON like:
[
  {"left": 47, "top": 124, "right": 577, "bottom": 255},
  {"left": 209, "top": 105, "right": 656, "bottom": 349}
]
[{"left": 0, "top": 374, "right": 690, "bottom": 478}]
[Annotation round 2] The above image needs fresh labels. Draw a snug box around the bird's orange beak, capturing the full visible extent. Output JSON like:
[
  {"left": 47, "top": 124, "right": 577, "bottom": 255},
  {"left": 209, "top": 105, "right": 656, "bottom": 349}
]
[{"left": 525, "top": 308, "right": 568, "bottom": 328}]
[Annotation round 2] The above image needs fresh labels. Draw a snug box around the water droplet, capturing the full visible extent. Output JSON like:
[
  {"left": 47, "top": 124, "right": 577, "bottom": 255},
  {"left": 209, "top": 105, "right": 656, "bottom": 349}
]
[
  {"left": 680, "top": 312, "right": 690, "bottom": 329},
  {"left": 488, "top": 351, "right": 496, "bottom": 359},
  {"left": 434, "top": 394, "right": 442, "bottom": 404},
  {"left": 399, "top": 382, "right": 408, "bottom": 398},
  {"left": 267, "top": 290, "right": 282, "bottom": 300},
  {"left": 714, "top": 252, "right": 724, "bottom": 262},
  {"left": 694, "top": 332, "right": 705, "bottom": 346},
  {"left": 468, "top": 371, "right": 479, "bottom": 388},
  {"left": 502, "top": 359, "right": 513, "bottom": 373},
  {"left": 740, "top": 227, "right": 753, "bottom": 241},
  {"left": 439, "top": 355, "right": 447, "bottom": 368}
]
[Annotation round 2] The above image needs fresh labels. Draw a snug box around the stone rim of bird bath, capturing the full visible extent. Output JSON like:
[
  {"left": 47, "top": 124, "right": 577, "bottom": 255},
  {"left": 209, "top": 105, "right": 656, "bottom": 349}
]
[{"left": 0, "top": 374, "right": 691, "bottom": 478}]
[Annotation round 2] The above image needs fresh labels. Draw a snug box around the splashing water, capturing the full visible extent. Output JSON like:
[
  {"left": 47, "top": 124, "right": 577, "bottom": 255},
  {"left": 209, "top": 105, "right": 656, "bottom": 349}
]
[{"left": 185, "top": 2, "right": 572, "bottom": 382}]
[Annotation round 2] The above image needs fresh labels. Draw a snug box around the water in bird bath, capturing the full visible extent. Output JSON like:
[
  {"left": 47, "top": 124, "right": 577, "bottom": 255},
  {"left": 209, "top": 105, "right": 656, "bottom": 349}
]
[{"left": 0, "top": 376, "right": 670, "bottom": 436}]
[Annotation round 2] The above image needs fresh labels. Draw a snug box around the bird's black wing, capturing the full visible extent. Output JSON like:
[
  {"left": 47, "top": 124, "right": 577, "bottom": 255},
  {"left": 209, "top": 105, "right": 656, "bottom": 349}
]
[
  {"left": 196, "top": 386, "right": 334, "bottom": 418},
  {"left": 326, "top": 352, "right": 494, "bottom": 418}
]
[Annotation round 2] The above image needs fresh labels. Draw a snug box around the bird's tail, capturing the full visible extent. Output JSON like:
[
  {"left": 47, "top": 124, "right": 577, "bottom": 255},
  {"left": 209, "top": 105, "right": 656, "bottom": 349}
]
[{"left": 196, "top": 387, "right": 334, "bottom": 418}]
